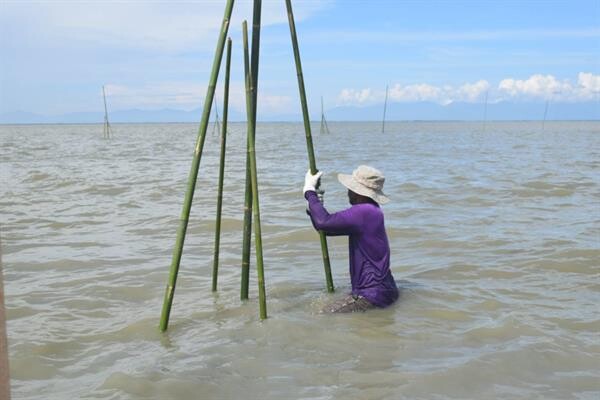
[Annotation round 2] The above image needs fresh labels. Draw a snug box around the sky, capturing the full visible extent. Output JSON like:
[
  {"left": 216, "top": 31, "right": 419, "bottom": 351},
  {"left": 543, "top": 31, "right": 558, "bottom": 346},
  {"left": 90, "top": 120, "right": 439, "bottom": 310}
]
[{"left": 0, "top": 0, "right": 598, "bottom": 118}]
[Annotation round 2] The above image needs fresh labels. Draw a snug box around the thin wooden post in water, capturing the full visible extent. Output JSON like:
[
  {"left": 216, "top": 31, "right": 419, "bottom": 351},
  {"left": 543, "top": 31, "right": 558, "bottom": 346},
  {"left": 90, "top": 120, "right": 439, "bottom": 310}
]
[
  {"left": 320, "top": 96, "right": 330, "bottom": 134},
  {"left": 483, "top": 90, "right": 488, "bottom": 133},
  {"left": 240, "top": 0, "right": 262, "bottom": 300},
  {"left": 159, "top": 0, "right": 235, "bottom": 332},
  {"left": 242, "top": 18, "right": 267, "bottom": 319},
  {"left": 102, "top": 86, "right": 112, "bottom": 139},
  {"left": 382, "top": 84, "right": 388, "bottom": 133},
  {"left": 542, "top": 99, "right": 549, "bottom": 131},
  {"left": 285, "top": 0, "right": 334, "bottom": 293},
  {"left": 212, "top": 96, "right": 222, "bottom": 137},
  {"left": 212, "top": 38, "right": 232, "bottom": 292}
]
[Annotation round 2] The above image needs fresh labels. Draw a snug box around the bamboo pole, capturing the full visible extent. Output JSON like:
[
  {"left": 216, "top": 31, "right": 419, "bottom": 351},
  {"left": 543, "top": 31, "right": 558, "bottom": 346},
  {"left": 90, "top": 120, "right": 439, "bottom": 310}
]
[
  {"left": 382, "top": 84, "right": 388, "bottom": 133},
  {"left": 240, "top": 0, "right": 262, "bottom": 300},
  {"left": 212, "top": 96, "right": 221, "bottom": 137},
  {"left": 320, "top": 96, "right": 330, "bottom": 134},
  {"left": 159, "top": 0, "right": 235, "bottom": 332},
  {"left": 242, "top": 19, "right": 267, "bottom": 319},
  {"left": 102, "top": 85, "right": 111, "bottom": 139},
  {"left": 212, "top": 38, "right": 232, "bottom": 292},
  {"left": 285, "top": 0, "right": 334, "bottom": 293}
]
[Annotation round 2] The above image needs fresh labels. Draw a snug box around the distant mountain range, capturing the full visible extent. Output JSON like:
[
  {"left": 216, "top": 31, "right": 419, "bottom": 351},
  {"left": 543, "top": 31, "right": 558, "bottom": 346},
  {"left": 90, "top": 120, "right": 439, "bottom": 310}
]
[{"left": 1, "top": 101, "right": 597, "bottom": 124}]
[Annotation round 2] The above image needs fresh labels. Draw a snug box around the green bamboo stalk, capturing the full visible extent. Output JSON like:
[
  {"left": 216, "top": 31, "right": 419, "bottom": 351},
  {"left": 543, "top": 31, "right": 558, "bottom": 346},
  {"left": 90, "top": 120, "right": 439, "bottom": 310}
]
[
  {"left": 240, "top": 0, "right": 262, "bottom": 300},
  {"left": 243, "top": 19, "right": 267, "bottom": 319},
  {"left": 212, "top": 38, "right": 232, "bottom": 292},
  {"left": 159, "top": 0, "right": 235, "bottom": 332},
  {"left": 240, "top": 146, "right": 252, "bottom": 299},
  {"left": 241, "top": 21, "right": 252, "bottom": 299},
  {"left": 285, "top": 0, "right": 334, "bottom": 293}
]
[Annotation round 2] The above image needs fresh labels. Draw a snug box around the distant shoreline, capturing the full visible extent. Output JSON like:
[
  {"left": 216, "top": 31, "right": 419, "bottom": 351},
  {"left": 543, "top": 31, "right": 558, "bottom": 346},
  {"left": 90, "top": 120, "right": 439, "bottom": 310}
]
[{"left": 1, "top": 120, "right": 599, "bottom": 126}]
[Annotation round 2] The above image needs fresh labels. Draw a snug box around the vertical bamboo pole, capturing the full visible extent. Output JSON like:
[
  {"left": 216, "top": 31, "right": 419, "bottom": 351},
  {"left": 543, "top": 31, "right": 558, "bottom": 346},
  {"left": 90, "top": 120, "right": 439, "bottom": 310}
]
[
  {"left": 382, "top": 84, "right": 388, "bottom": 133},
  {"left": 242, "top": 20, "right": 267, "bottom": 319},
  {"left": 240, "top": 0, "right": 262, "bottom": 300},
  {"left": 159, "top": 0, "right": 235, "bottom": 332},
  {"left": 212, "top": 38, "right": 232, "bottom": 292},
  {"left": 102, "top": 85, "right": 111, "bottom": 139},
  {"left": 285, "top": 0, "right": 334, "bottom": 293}
]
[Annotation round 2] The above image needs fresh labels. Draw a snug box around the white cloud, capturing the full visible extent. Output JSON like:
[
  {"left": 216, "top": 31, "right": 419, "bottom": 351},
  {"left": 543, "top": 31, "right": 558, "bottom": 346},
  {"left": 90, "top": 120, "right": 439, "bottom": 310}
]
[
  {"left": 456, "top": 80, "right": 490, "bottom": 102},
  {"left": 498, "top": 74, "right": 570, "bottom": 98},
  {"left": 337, "top": 80, "right": 490, "bottom": 105},
  {"left": 577, "top": 72, "right": 600, "bottom": 99},
  {"left": 498, "top": 72, "right": 600, "bottom": 101},
  {"left": 1, "top": 1, "right": 334, "bottom": 53},
  {"left": 338, "top": 88, "right": 375, "bottom": 104},
  {"left": 337, "top": 73, "right": 599, "bottom": 106}
]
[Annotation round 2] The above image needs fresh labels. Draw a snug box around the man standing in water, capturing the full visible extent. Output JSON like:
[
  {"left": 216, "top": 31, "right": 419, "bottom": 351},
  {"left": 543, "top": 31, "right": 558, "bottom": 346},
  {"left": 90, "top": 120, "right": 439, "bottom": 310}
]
[{"left": 304, "top": 165, "right": 399, "bottom": 312}]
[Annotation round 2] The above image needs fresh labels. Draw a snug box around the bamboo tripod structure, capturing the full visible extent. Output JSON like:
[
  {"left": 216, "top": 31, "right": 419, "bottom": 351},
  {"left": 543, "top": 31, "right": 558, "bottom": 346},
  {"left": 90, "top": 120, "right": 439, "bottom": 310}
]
[
  {"left": 159, "top": 0, "right": 333, "bottom": 332},
  {"left": 102, "top": 86, "right": 112, "bottom": 139},
  {"left": 320, "top": 96, "right": 330, "bottom": 134}
]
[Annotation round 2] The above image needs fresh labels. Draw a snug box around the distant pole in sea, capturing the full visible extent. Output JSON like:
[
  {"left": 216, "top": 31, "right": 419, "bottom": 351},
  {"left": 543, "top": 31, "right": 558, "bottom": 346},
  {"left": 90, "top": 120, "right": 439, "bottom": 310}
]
[
  {"left": 482, "top": 90, "right": 488, "bottom": 133},
  {"left": 286, "top": 0, "right": 334, "bottom": 293},
  {"left": 212, "top": 38, "right": 232, "bottom": 292},
  {"left": 159, "top": 0, "right": 234, "bottom": 332},
  {"left": 102, "top": 86, "right": 112, "bottom": 139},
  {"left": 542, "top": 98, "right": 549, "bottom": 131},
  {"left": 382, "top": 84, "right": 389, "bottom": 133},
  {"left": 212, "top": 96, "right": 222, "bottom": 137},
  {"left": 320, "top": 96, "right": 330, "bottom": 134}
]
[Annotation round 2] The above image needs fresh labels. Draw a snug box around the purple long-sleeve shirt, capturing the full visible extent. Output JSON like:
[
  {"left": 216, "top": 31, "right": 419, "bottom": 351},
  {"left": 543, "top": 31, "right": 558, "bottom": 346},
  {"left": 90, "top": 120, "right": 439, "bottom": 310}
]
[{"left": 305, "top": 191, "right": 399, "bottom": 307}]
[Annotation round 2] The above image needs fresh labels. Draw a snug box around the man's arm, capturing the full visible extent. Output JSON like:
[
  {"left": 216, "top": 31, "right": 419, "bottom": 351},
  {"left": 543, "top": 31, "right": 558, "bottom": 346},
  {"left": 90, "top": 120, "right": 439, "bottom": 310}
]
[{"left": 305, "top": 191, "right": 361, "bottom": 235}]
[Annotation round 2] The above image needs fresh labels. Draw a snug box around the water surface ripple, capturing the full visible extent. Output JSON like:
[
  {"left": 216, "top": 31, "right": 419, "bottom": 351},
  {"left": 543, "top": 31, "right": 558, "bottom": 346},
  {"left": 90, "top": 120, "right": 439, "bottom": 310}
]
[{"left": 2, "top": 122, "right": 599, "bottom": 399}]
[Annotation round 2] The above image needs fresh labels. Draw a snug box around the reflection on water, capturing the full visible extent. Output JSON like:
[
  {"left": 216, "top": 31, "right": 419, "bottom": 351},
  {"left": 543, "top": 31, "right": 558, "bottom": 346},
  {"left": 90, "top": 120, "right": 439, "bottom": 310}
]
[{"left": 1, "top": 121, "right": 600, "bottom": 399}]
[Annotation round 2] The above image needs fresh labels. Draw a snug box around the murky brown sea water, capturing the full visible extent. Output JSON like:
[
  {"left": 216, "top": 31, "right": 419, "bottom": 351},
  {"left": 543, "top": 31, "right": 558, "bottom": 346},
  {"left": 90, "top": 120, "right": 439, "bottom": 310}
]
[{"left": 1, "top": 121, "right": 599, "bottom": 399}]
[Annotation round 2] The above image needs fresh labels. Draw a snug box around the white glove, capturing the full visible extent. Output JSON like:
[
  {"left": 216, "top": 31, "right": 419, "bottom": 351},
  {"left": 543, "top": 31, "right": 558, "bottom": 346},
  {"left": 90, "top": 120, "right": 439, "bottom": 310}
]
[{"left": 303, "top": 169, "right": 323, "bottom": 194}]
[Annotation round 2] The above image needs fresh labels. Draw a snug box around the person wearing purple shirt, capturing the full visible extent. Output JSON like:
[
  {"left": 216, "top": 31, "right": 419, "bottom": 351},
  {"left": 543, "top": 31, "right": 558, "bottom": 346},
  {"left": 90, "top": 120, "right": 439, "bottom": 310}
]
[{"left": 303, "top": 165, "right": 399, "bottom": 312}]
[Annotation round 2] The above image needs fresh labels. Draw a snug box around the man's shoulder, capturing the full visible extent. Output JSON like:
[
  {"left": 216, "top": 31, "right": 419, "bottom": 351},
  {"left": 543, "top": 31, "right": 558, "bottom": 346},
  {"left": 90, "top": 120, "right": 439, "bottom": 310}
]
[{"left": 353, "top": 203, "right": 383, "bottom": 216}]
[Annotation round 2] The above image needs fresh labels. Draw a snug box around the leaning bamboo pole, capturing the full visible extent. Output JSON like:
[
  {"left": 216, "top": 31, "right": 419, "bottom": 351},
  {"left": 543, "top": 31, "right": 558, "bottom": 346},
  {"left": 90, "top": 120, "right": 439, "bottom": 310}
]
[
  {"left": 240, "top": 0, "right": 262, "bottom": 300},
  {"left": 159, "top": 0, "right": 235, "bottom": 332},
  {"left": 243, "top": 20, "right": 267, "bottom": 319},
  {"left": 285, "top": 0, "right": 334, "bottom": 292},
  {"left": 212, "top": 38, "right": 232, "bottom": 292}
]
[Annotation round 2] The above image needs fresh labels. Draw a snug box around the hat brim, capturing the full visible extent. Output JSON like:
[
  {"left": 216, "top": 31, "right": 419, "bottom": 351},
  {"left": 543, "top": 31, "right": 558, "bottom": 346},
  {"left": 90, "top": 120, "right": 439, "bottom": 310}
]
[{"left": 337, "top": 173, "right": 390, "bottom": 204}]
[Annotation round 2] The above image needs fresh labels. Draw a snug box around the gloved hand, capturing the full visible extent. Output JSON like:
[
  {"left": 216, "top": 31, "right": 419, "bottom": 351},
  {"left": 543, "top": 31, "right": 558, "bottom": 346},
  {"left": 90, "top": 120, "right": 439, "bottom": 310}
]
[{"left": 303, "top": 169, "right": 323, "bottom": 194}]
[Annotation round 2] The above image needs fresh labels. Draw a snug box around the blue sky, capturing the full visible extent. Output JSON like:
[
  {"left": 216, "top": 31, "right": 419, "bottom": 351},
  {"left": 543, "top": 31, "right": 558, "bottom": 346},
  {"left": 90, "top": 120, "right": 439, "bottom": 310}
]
[{"left": 1, "top": 0, "right": 598, "bottom": 118}]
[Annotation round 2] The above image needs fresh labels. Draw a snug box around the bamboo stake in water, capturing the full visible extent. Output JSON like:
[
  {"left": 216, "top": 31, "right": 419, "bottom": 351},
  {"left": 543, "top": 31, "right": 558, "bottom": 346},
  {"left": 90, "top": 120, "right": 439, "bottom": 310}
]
[
  {"left": 102, "top": 85, "right": 112, "bottom": 139},
  {"left": 320, "top": 96, "right": 330, "bottom": 134},
  {"left": 242, "top": 19, "right": 267, "bottom": 319},
  {"left": 212, "top": 38, "right": 232, "bottom": 292},
  {"left": 483, "top": 90, "right": 488, "bottom": 133},
  {"left": 382, "top": 84, "right": 388, "bottom": 133},
  {"left": 240, "top": 0, "right": 262, "bottom": 300},
  {"left": 159, "top": 0, "right": 235, "bottom": 332},
  {"left": 212, "top": 96, "right": 221, "bottom": 137},
  {"left": 285, "top": 0, "right": 334, "bottom": 292}
]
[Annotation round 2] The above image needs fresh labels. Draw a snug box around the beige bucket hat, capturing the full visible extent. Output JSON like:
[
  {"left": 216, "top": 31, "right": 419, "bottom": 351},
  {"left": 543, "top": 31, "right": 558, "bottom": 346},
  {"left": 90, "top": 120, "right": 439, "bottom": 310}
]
[{"left": 337, "top": 165, "right": 389, "bottom": 204}]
